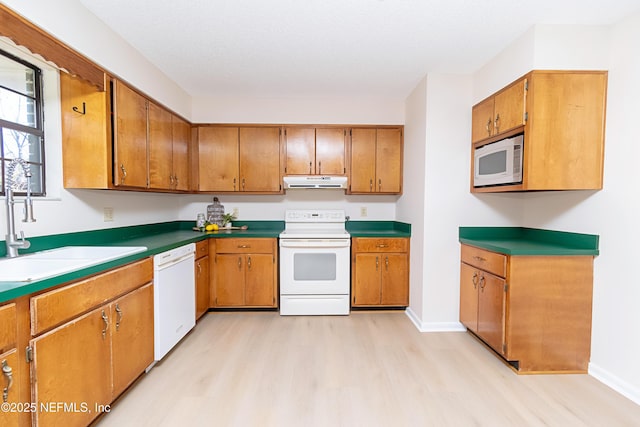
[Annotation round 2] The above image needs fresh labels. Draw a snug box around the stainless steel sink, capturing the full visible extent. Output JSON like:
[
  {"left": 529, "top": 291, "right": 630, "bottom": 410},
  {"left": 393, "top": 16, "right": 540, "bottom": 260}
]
[{"left": 0, "top": 246, "right": 147, "bottom": 282}]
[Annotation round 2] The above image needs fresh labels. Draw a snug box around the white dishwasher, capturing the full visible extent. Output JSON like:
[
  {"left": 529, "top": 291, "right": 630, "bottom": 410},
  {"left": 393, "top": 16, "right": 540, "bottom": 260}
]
[{"left": 153, "top": 243, "right": 196, "bottom": 361}]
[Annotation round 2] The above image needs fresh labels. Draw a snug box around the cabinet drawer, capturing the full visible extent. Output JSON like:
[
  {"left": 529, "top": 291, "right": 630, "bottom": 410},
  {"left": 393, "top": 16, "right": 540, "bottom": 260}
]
[
  {"left": 195, "top": 240, "right": 209, "bottom": 259},
  {"left": 215, "top": 238, "right": 274, "bottom": 254},
  {"left": 0, "top": 303, "right": 17, "bottom": 352},
  {"left": 461, "top": 244, "right": 506, "bottom": 278},
  {"left": 352, "top": 238, "right": 408, "bottom": 253},
  {"left": 31, "top": 258, "right": 153, "bottom": 336}
]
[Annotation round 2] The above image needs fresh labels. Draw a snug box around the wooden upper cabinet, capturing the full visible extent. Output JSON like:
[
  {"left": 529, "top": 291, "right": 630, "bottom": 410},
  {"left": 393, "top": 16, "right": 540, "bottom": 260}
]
[
  {"left": 284, "top": 127, "right": 315, "bottom": 174},
  {"left": 349, "top": 128, "right": 403, "bottom": 194},
  {"left": 171, "top": 115, "right": 191, "bottom": 191},
  {"left": 60, "top": 72, "right": 112, "bottom": 189},
  {"left": 239, "top": 127, "right": 281, "bottom": 192},
  {"left": 316, "top": 128, "right": 346, "bottom": 175},
  {"left": 148, "top": 102, "right": 173, "bottom": 190},
  {"left": 471, "top": 77, "right": 526, "bottom": 144},
  {"left": 284, "top": 127, "right": 346, "bottom": 175},
  {"left": 113, "top": 81, "right": 149, "bottom": 188},
  {"left": 197, "top": 126, "right": 282, "bottom": 193},
  {"left": 471, "top": 70, "right": 607, "bottom": 192},
  {"left": 198, "top": 126, "right": 240, "bottom": 192}
]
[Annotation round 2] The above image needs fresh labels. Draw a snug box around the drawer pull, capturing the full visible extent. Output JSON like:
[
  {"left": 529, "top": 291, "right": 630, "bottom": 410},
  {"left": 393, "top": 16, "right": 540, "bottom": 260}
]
[
  {"left": 473, "top": 255, "right": 486, "bottom": 262},
  {"left": 376, "top": 244, "right": 388, "bottom": 248},
  {"left": 2, "top": 360, "right": 13, "bottom": 403},
  {"left": 238, "top": 245, "right": 251, "bottom": 249}
]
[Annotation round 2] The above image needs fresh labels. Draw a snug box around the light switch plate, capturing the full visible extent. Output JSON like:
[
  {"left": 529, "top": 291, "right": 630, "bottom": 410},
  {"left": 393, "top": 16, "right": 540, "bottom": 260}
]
[{"left": 103, "top": 207, "right": 114, "bottom": 222}]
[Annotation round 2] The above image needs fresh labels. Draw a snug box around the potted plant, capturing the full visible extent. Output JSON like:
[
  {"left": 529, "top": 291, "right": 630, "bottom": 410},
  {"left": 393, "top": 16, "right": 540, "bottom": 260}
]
[{"left": 222, "top": 212, "right": 236, "bottom": 228}]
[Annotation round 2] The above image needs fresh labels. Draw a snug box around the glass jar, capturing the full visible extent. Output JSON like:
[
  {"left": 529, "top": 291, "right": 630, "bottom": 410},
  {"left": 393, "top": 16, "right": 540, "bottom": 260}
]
[{"left": 196, "top": 213, "right": 206, "bottom": 229}]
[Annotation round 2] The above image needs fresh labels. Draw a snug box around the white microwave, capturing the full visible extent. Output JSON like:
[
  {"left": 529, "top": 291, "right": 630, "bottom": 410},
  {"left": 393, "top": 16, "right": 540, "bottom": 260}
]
[{"left": 473, "top": 134, "right": 523, "bottom": 187}]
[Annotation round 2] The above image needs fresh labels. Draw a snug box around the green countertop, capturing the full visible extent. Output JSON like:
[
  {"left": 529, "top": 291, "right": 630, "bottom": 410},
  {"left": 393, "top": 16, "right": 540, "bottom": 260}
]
[
  {"left": 459, "top": 227, "right": 599, "bottom": 256},
  {"left": 346, "top": 221, "right": 411, "bottom": 237},
  {"left": 0, "top": 220, "right": 284, "bottom": 303},
  {"left": 0, "top": 219, "right": 411, "bottom": 303}
]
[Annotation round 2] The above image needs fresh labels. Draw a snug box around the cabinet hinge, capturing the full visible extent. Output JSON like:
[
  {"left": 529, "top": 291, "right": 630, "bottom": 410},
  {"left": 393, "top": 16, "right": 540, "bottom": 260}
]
[
  {"left": 349, "top": 129, "right": 352, "bottom": 136},
  {"left": 524, "top": 79, "right": 529, "bottom": 91},
  {"left": 502, "top": 343, "right": 507, "bottom": 354},
  {"left": 284, "top": 167, "right": 287, "bottom": 173},
  {"left": 343, "top": 167, "right": 346, "bottom": 174},
  {"left": 26, "top": 346, "right": 33, "bottom": 363},
  {"left": 504, "top": 283, "right": 508, "bottom": 292},
  {"left": 284, "top": 129, "right": 287, "bottom": 136},
  {"left": 524, "top": 112, "right": 528, "bottom": 123}
]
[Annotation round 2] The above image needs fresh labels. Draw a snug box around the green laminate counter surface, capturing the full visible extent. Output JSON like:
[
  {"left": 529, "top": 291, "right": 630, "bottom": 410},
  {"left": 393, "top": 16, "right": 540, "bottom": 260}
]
[
  {"left": 347, "top": 221, "right": 411, "bottom": 237},
  {"left": 459, "top": 227, "right": 599, "bottom": 256},
  {"left": 0, "top": 221, "right": 284, "bottom": 303}
]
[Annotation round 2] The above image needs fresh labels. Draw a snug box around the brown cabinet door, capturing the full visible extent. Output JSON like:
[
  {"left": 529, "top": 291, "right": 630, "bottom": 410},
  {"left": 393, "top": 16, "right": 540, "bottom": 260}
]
[
  {"left": 375, "top": 128, "right": 402, "bottom": 193},
  {"left": 148, "top": 102, "right": 173, "bottom": 190},
  {"left": 493, "top": 77, "right": 526, "bottom": 136},
  {"left": 352, "top": 253, "right": 382, "bottom": 306},
  {"left": 471, "top": 97, "right": 495, "bottom": 143},
  {"left": 284, "top": 127, "right": 316, "bottom": 174},
  {"left": 244, "top": 254, "right": 275, "bottom": 306},
  {"left": 214, "top": 254, "right": 245, "bottom": 306},
  {"left": 477, "top": 271, "right": 506, "bottom": 354},
  {"left": 31, "top": 307, "right": 112, "bottom": 427},
  {"left": 111, "top": 284, "right": 154, "bottom": 398},
  {"left": 198, "top": 127, "right": 239, "bottom": 191},
  {"left": 0, "top": 349, "right": 19, "bottom": 427},
  {"left": 459, "top": 263, "right": 479, "bottom": 333},
  {"left": 315, "top": 128, "right": 345, "bottom": 175},
  {"left": 195, "top": 256, "right": 210, "bottom": 318},
  {"left": 349, "top": 128, "right": 376, "bottom": 193},
  {"left": 380, "top": 253, "right": 409, "bottom": 306},
  {"left": 239, "top": 127, "right": 281, "bottom": 192},
  {"left": 113, "top": 81, "right": 148, "bottom": 188},
  {"left": 171, "top": 115, "right": 191, "bottom": 191}
]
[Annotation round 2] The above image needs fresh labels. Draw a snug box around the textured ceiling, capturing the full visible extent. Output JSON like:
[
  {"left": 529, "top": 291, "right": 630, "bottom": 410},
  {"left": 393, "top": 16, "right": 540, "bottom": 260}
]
[{"left": 79, "top": 0, "right": 640, "bottom": 98}]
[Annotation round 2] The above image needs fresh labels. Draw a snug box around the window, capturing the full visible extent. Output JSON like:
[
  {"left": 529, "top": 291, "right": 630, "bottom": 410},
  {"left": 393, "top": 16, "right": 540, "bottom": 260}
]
[{"left": 0, "top": 48, "right": 45, "bottom": 196}]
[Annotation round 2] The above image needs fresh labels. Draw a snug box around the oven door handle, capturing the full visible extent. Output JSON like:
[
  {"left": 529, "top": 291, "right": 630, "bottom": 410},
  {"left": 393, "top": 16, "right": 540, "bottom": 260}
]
[{"left": 279, "top": 239, "right": 351, "bottom": 248}]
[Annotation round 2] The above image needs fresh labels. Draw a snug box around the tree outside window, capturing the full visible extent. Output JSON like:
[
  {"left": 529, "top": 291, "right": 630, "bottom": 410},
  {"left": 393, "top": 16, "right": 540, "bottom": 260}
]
[{"left": 0, "top": 49, "right": 45, "bottom": 196}]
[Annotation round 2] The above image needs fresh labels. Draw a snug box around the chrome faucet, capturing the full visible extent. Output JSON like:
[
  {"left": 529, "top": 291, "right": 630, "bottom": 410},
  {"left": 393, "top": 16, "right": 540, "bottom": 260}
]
[{"left": 4, "top": 159, "right": 36, "bottom": 258}]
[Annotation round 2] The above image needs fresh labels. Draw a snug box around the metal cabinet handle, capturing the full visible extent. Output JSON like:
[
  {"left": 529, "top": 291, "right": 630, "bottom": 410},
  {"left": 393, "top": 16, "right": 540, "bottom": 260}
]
[
  {"left": 248, "top": 256, "right": 252, "bottom": 270},
  {"left": 378, "top": 179, "right": 382, "bottom": 191},
  {"left": 174, "top": 176, "right": 179, "bottom": 187},
  {"left": 385, "top": 256, "right": 389, "bottom": 270},
  {"left": 101, "top": 309, "right": 109, "bottom": 339},
  {"left": 479, "top": 275, "right": 486, "bottom": 291},
  {"left": 318, "top": 161, "right": 322, "bottom": 174},
  {"left": 369, "top": 179, "right": 373, "bottom": 191},
  {"left": 376, "top": 256, "right": 379, "bottom": 270},
  {"left": 472, "top": 272, "right": 479, "bottom": 289},
  {"left": 494, "top": 113, "right": 500, "bottom": 133},
  {"left": 238, "top": 257, "right": 242, "bottom": 269},
  {"left": 2, "top": 360, "right": 13, "bottom": 403},
  {"left": 115, "top": 303, "right": 123, "bottom": 331},
  {"left": 242, "top": 178, "right": 245, "bottom": 190},
  {"left": 486, "top": 118, "right": 492, "bottom": 135},
  {"left": 120, "top": 164, "right": 127, "bottom": 184},
  {"left": 238, "top": 245, "right": 251, "bottom": 249},
  {"left": 197, "top": 262, "right": 202, "bottom": 275},
  {"left": 309, "top": 161, "right": 312, "bottom": 174},
  {"left": 376, "top": 244, "right": 388, "bottom": 248},
  {"left": 169, "top": 175, "right": 175, "bottom": 186},
  {"left": 233, "top": 177, "right": 236, "bottom": 191},
  {"left": 473, "top": 255, "right": 486, "bottom": 263}
]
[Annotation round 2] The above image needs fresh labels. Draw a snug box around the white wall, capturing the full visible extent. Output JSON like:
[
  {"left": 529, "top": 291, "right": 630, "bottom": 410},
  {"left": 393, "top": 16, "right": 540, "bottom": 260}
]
[{"left": 469, "top": 19, "right": 640, "bottom": 403}]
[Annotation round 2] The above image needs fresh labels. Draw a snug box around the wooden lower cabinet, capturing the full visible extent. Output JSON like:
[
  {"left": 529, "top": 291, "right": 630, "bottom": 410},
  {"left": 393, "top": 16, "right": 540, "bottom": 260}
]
[
  {"left": 460, "top": 244, "right": 594, "bottom": 373},
  {"left": 211, "top": 238, "right": 278, "bottom": 308},
  {"left": 351, "top": 238, "right": 410, "bottom": 307},
  {"left": 29, "top": 259, "right": 154, "bottom": 426},
  {"left": 195, "top": 240, "right": 210, "bottom": 319}
]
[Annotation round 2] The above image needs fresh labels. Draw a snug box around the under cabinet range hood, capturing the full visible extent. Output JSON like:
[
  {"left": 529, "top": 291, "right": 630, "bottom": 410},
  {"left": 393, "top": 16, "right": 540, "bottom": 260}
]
[{"left": 283, "top": 176, "right": 348, "bottom": 189}]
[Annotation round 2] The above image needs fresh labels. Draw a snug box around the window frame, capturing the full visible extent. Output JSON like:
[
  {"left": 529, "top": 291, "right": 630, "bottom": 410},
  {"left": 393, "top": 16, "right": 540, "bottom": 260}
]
[{"left": 0, "top": 47, "right": 46, "bottom": 197}]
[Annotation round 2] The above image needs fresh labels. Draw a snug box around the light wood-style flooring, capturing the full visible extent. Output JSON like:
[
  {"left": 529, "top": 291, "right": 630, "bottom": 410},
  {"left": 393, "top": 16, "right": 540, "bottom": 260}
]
[{"left": 94, "top": 311, "right": 640, "bottom": 426}]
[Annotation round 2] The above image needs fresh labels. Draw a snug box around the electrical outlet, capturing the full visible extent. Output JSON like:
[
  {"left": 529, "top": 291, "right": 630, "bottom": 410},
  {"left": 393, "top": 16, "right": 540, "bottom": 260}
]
[
  {"left": 360, "top": 207, "right": 368, "bottom": 217},
  {"left": 103, "top": 207, "right": 114, "bottom": 222},
  {"left": 232, "top": 207, "right": 239, "bottom": 218}
]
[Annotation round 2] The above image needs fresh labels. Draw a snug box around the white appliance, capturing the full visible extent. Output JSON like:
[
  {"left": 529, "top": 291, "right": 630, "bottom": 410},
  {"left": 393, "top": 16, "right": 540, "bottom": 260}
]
[
  {"left": 279, "top": 209, "right": 351, "bottom": 315},
  {"left": 473, "top": 134, "right": 523, "bottom": 187},
  {"left": 153, "top": 243, "right": 196, "bottom": 361},
  {"left": 283, "top": 175, "right": 348, "bottom": 189}
]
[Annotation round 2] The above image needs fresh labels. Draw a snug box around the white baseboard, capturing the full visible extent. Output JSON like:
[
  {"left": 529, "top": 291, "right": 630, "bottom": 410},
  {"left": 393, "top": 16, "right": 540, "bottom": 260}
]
[
  {"left": 589, "top": 362, "right": 640, "bottom": 406},
  {"left": 405, "top": 308, "right": 467, "bottom": 332}
]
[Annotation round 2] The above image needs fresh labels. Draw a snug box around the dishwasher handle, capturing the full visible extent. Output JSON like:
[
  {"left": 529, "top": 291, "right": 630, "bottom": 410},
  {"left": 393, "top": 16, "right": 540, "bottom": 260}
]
[{"left": 154, "top": 252, "right": 194, "bottom": 270}]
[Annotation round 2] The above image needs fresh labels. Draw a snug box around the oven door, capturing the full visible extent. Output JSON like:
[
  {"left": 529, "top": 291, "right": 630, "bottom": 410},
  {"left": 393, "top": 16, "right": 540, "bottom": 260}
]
[{"left": 279, "top": 239, "right": 351, "bottom": 295}]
